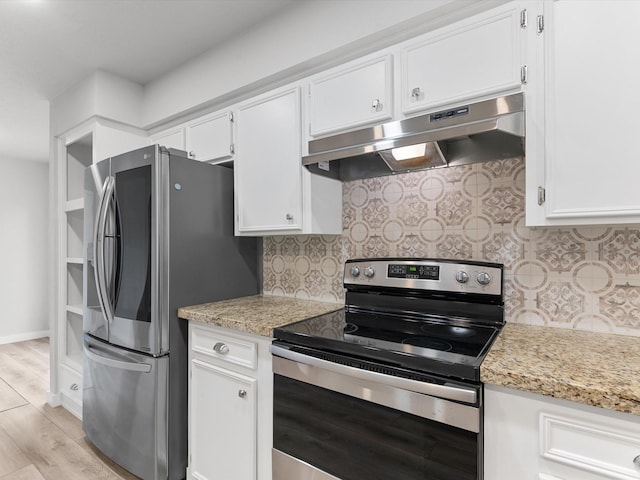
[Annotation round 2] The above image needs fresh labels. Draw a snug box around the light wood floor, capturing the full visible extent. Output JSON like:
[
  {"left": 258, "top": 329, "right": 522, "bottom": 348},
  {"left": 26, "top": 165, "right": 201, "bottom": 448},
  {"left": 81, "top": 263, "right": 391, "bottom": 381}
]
[{"left": 0, "top": 338, "right": 139, "bottom": 480}]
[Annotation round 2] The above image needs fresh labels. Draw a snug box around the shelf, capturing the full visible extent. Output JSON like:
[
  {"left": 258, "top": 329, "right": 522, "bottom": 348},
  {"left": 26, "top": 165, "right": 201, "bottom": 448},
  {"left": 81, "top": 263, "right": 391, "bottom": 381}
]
[
  {"left": 64, "top": 198, "right": 84, "bottom": 212},
  {"left": 66, "top": 257, "right": 83, "bottom": 265},
  {"left": 66, "top": 304, "right": 83, "bottom": 315},
  {"left": 65, "top": 310, "right": 83, "bottom": 372},
  {"left": 209, "top": 158, "right": 234, "bottom": 168},
  {"left": 66, "top": 263, "right": 83, "bottom": 306},
  {"left": 66, "top": 137, "right": 92, "bottom": 202}
]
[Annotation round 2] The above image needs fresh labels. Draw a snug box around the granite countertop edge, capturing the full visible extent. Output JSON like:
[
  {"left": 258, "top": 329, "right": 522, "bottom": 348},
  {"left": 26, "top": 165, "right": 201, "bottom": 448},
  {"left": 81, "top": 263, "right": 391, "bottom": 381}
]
[
  {"left": 178, "top": 295, "right": 639, "bottom": 416},
  {"left": 177, "top": 294, "right": 343, "bottom": 337},
  {"left": 481, "top": 323, "right": 640, "bottom": 416}
]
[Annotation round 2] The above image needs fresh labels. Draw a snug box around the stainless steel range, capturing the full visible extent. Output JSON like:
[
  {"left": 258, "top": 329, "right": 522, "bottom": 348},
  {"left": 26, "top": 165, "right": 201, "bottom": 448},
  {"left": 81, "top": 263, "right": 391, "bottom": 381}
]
[{"left": 271, "top": 258, "right": 505, "bottom": 480}]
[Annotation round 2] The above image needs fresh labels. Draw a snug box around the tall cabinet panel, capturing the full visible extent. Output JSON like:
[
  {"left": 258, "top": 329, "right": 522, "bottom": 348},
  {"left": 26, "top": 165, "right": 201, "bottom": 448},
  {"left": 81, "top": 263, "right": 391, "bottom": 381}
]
[
  {"left": 527, "top": 0, "right": 640, "bottom": 225},
  {"left": 53, "top": 120, "right": 146, "bottom": 418}
]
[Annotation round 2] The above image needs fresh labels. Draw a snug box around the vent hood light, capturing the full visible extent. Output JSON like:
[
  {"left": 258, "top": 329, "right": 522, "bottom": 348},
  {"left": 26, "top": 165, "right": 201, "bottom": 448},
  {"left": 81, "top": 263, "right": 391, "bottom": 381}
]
[
  {"left": 302, "top": 93, "right": 525, "bottom": 182},
  {"left": 391, "top": 143, "right": 427, "bottom": 161},
  {"left": 379, "top": 142, "right": 446, "bottom": 172}
]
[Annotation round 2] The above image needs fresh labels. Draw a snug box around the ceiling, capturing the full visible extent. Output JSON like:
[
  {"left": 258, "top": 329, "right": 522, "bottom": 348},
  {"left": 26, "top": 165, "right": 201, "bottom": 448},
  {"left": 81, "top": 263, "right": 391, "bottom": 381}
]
[{"left": 0, "top": 0, "right": 296, "bottom": 163}]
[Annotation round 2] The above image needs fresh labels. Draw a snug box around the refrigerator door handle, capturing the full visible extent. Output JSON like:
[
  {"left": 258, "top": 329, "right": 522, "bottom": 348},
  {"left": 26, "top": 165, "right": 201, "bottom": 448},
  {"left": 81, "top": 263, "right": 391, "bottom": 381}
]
[
  {"left": 84, "top": 344, "right": 152, "bottom": 373},
  {"left": 93, "top": 176, "right": 115, "bottom": 324}
]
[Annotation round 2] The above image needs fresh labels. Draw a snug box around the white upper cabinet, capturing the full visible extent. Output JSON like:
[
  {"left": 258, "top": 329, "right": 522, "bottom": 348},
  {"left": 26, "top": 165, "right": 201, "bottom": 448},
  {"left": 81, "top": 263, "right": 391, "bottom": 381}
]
[
  {"left": 400, "top": 2, "right": 524, "bottom": 115},
  {"left": 235, "top": 85, "right": 304, "bottom": 234},
  {"left": 149, "top": 126, "right": 185, "bottom": 150},
  {"left": 235, "top": 84, "right": 342, "bottom": 236},
  {"left": 527, "top": 0, "right": 640, "bottom": 226},
  {"left": 308, "top": 54, "right": 393, "bottom": 137},
  {"left": 185, "top": 110, "right": 234, "bottom": 163}
]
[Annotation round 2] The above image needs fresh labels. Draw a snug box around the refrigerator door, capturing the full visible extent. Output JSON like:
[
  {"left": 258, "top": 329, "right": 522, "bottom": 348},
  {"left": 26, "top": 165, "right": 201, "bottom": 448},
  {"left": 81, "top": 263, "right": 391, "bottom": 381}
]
[
  {"left": 84, "top": 157, "right": 112, "bottom": 341},
  {"left": 83, "top": 335, "right": 168, "bottom": 480},
  {"left": 90, "top": 145, "right": 168, "bottom": 355}
]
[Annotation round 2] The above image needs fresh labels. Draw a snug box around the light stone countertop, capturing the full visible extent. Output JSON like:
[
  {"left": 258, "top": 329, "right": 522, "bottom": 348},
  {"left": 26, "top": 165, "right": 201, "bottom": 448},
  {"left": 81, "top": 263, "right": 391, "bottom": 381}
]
[
  {"left": 177, "top": 294, "right": 342, "bottom": 338},
  {"left": 179, "top": 295, "right": 640, "bottom": 416},
  {"left": 481, "top": 323, "right": 640, "bottom": 415}
]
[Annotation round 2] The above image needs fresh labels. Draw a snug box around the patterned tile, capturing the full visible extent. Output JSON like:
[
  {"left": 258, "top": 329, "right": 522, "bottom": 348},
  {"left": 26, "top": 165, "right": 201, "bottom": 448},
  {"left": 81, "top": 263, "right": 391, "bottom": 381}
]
[
  {"left": 436, "top": 190, "right": 472, "bottom": 226},
  {"left": 481, "top": 186, "right": 524, "bottom": 225},
  {"left": 535, "top": 230, "right": 587, "bottom": 273},
  {"left": 599, "top": 284, "right": 640, "bottom": 330},
  {"left": 262, "top": 156, "right": 640, "bottom": 336},
  {"left": 598, "top": 228, "right": 640, "bottom": 274},
  {"left": 536, "top": 281, "right": 585, "bottom": 324}
]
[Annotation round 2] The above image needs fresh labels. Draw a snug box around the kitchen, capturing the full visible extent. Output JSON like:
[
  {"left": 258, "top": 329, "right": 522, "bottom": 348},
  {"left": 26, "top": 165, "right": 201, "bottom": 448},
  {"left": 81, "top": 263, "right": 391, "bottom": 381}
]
[{"left": 1, "top": 1, "right": 639, "bottom": 480}]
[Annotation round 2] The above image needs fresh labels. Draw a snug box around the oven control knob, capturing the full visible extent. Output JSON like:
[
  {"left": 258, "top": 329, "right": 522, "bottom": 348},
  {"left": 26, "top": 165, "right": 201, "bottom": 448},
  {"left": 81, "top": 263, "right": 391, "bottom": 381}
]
[
  {"left": 455, "top": 271, "right": 469, "bottom": 284},
  {"left": 476, "top": 272, "right": 492, "bottom": 286},
  {"left": 350, "top": 266, "right": 360, "bottom": 277},
  {"left": 363, "top": 266, "right": 375, "bottom": 278}
]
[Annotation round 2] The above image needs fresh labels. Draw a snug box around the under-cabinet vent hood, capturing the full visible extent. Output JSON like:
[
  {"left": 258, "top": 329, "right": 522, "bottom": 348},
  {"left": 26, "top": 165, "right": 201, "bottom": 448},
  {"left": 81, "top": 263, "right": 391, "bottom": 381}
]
[{"left": 303, "top": 93, "right": 524, "bottom": 182}]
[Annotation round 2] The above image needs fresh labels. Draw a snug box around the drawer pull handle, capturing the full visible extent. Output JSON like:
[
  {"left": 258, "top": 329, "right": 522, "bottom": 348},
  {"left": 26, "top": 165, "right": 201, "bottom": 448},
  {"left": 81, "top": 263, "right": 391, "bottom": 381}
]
[
  {"left": 213, "top": 342, "right": 229, "bottom": 354},
  {"left": 70, "top": 383, "right": 79, "bottom": 391},
  {"left": 633, "top": 454, "right": 640, "bottom": 474},
  {"left": 238, "top": 390, "right": 247, "bottom": 398}
]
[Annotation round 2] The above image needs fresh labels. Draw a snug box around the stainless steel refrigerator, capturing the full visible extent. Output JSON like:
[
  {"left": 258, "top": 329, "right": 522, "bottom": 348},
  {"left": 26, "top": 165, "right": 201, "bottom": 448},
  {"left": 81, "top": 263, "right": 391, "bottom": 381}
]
[{"left": 82, "top": 145, "right": 259, "bottom": 480}]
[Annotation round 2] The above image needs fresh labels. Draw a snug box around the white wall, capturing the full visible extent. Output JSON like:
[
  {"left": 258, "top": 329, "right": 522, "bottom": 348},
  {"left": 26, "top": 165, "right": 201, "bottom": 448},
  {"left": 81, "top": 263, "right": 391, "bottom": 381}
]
[
  {"left": 0, "top": 158, "right": 49, "bottom": 343},
  {"left": 142, "top": 0, "right": 505, "bottom": 127}
]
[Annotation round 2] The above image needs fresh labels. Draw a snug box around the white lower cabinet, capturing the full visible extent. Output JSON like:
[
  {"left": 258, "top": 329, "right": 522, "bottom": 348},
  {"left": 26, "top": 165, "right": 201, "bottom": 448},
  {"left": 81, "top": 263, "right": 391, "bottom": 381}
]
[
  {"left": 188, "top": 323, "right": 273, "bottom": 480},
  {"left": 484, "top": 385, "right": 640, "bottom": 480}
]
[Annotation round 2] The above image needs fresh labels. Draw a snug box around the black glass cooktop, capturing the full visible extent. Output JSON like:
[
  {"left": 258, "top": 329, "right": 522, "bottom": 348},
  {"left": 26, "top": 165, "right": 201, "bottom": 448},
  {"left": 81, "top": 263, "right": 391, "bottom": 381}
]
[{"left": 273, "top": 308, "right": 502, "bottom": 382}]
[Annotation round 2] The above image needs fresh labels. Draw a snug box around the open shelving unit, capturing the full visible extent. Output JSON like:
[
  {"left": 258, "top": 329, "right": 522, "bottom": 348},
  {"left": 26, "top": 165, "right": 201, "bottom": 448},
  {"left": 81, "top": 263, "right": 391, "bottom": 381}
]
[{"left": 56, "top": 129, "right": 93, "bottom": 418}]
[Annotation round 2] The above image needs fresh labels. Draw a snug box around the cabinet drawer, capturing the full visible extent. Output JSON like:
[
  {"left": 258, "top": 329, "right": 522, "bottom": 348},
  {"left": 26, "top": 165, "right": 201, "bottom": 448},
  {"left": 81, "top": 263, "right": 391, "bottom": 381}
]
[
  {"left": 540, "top": 412, "right": 640, "bottom": 479},
  {"left": 60, "top": 365, "right": 83, "bottom": 404},
  {"left": 191, "top": 325, "right": 257, "bottom": 370}
]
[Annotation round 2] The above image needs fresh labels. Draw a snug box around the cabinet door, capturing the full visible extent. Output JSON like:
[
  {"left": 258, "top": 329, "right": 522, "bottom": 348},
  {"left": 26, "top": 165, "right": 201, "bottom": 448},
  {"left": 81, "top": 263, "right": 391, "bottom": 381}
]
[
  {"left": 149, "top": 127, "right": 185, "bottom": 150},
  {"left": 235, "top": 86, "right": 303, "bottom": 233},
  {"left": 186, "top": 111, "right": 234, "bottom": 163},
  {"left": 535, "top": 0, "right": 640, "bottom": 225},
  {"left": 401, "top": 3, "right": 522, "bottom": 114},
  {"left": 309, "top": 55, "right": 393, "bottom": 137},
  {"left": 190, "top": 359, "right": 256, "bottom": 480}
]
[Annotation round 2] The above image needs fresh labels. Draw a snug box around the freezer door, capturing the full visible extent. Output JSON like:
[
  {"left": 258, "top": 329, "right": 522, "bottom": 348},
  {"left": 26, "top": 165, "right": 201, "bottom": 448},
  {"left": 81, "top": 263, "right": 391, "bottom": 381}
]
[{"left": 82, "top": 335, "right": 169, "bottom": 480}]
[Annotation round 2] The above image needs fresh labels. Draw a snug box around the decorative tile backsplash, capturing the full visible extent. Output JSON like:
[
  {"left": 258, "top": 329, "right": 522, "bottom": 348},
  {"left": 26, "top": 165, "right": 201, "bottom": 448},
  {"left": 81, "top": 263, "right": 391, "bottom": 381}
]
[{"left": 263, "top": 157, "right": 640, "bottom": 336}]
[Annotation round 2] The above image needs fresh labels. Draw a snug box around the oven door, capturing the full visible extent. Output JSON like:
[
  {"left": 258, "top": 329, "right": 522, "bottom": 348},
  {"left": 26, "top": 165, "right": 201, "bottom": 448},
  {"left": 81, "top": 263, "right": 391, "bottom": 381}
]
[{"left": 271, "top": 344, "right": 483, "bottom": 480}]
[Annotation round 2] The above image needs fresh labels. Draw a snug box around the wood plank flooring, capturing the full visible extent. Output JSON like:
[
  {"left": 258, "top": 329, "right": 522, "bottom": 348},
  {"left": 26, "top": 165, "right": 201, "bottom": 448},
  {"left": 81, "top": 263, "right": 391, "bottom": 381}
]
[{"left": 0, "top": 338, "right": 139, "bottom": 480}]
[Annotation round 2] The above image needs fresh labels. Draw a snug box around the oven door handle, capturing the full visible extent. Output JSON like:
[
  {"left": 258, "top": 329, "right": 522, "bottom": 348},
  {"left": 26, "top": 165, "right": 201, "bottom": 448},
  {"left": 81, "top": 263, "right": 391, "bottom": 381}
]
[{"left": 270, "top": 344, "right": 477, "bottom": 404}]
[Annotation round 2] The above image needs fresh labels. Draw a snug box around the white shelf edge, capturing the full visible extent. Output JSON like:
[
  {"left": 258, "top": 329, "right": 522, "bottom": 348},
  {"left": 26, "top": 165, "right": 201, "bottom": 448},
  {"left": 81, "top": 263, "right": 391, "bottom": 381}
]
[
  {"left": 66, "top": 257, "right": 83, "bottom": 265},
  {"left": 64, "top": 198, "right": 84, "bottom": 212},
  {"left": 66, "top": 304, "right": 83, "bottom": 316}
]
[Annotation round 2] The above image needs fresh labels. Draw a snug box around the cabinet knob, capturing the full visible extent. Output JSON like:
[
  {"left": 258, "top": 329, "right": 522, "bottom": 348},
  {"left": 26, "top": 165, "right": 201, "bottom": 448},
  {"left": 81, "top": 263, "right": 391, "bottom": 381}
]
[
  {"left": 633, "top": 454, "right": 640, "bottom": 474},
  {"left": 70, "top": 383, "right": 79, "bottom": 391},
  {"left": 213, "top": 342, "right": 229, "bottom": 354},
  {"left": 188, "top": 151, "right": 195, "bottom": 158},
  {"left": 411, "top": 87, "right": 422, "bottom": 100},
  {"left": 238, "top": 390, "right": 247, "bottom": 398},
  {"left": 285, "top": 213, "right": 294, "bottom": 221},
  {"left": 371, "top": 98, "right": 382, "bottom": 111}
]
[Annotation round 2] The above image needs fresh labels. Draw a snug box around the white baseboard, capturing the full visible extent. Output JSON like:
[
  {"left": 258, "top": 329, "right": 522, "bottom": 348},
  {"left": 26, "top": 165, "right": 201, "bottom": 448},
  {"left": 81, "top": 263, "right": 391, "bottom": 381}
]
[
  {"left": 47, "top": 391, "right": 61, "bottom": 407},
  {"left": 0, "top": 330, "right": 50, "bottom": 345}
]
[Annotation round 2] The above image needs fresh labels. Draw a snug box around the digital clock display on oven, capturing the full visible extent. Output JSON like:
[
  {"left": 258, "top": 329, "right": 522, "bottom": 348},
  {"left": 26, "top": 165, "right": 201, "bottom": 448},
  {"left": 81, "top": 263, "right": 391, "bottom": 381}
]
[{"left": 387, "top": 264, "right": 440, "bottom": 280}]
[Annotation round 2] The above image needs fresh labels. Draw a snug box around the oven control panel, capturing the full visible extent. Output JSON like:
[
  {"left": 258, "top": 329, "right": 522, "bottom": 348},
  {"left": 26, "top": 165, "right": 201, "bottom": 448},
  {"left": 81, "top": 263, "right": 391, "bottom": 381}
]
[{"left": 344, "top": 258, "right": 502, "bottom": 296}]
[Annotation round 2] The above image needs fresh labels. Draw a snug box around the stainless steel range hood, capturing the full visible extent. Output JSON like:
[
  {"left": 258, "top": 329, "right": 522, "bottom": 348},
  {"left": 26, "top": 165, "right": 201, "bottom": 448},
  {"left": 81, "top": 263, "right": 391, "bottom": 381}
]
[{"left": 303, "top": 93, "right": 525, "bottom": 182}]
